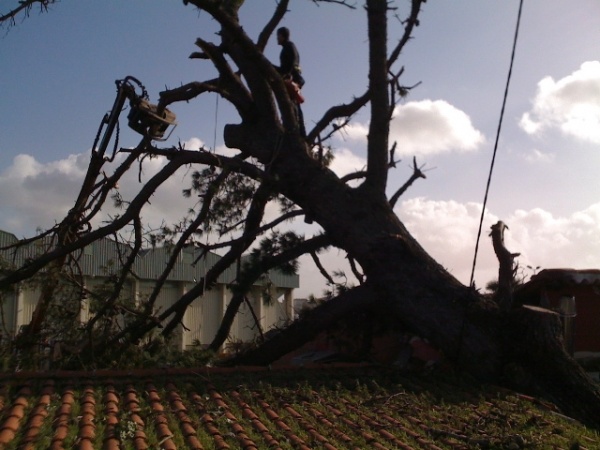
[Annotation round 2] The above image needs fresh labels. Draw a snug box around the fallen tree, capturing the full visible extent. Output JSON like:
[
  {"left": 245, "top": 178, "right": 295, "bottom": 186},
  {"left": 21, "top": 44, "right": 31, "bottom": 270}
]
[{"left": 2, "top": 0, "right": 600, "bottom": 427}]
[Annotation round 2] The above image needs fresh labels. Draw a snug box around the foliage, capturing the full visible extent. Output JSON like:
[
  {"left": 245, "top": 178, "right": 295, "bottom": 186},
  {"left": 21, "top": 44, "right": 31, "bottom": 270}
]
[
  {"left": 247, "top": 232, "right": 303, "bottom": 276},
  {"left": 485, "top": 263, "right": 542, "bottom": 294},
  {"left": 0, "top": 0, "right": 432, "bottom": 370}
]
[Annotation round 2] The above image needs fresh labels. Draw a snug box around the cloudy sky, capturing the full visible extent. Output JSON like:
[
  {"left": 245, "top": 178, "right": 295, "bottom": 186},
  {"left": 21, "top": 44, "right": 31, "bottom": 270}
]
[{"left": 1, "top": 0, "right": 599, "bottom": 297}]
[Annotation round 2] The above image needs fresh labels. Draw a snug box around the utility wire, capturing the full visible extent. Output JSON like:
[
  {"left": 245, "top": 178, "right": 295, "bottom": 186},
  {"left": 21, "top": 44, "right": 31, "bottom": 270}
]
[
  {"left": 212, "top": 94, "right": 219, "bottom": 152},
  {"left": 469, "top": 0, "right": 525, "bottom": 288}
]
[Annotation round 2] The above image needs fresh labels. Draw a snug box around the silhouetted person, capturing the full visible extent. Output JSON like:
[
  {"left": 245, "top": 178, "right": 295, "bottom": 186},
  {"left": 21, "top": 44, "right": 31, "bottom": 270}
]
[{"left": 276, "top": 27, "right": 305, "bottom": 137}]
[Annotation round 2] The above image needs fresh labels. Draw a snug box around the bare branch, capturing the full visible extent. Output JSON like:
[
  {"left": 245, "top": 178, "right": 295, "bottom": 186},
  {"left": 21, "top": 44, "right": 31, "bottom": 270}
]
[
  {"left": 160, "top": 38, "right": 254, "bottom": 120},
  {"left": 310, "top": 250, "right": 335, "bottom": 285},
  {"left": 340, "top": 170, "right": 367, "bottom": 184},
  {"left": 222, "top": 283, "right": 376, "bottom": 366},
  {"left": 0, "top": 0, "right": 53, "bottom": 27},
  {"left": 389, "top": 156, "right": 427, "bottom": 208},
  {"left": 387, "top": 0, "right": 425, "bottom": 69},
  {"left": 256, "top": 0, "right": 290, "bottom": 52},
  {"left": 209, "top": 233, "right": 331, "bottom": 350},
  {"left": 244, "top": 295, "right": 265, "bottom": 342},
  {"left": 307, "top": 92, "right": 370, "bottom": 144},
  {"left": 130, "top": 146, "right": 266, "bottom": 182},
  {"left": 347, "top": 255, "right": 364, "bottom": 284},
  {"left": 307, "top": 0, "right": 425, "bottom": 146},
  {"left": 312, "top": 0, "right": 356, "bottom": 8},
  {"left": 0, "top": 154, "right": 198, "bottom": 289},
  {"left": 205, "top": 210, "right": 304, "bottom": 253}
]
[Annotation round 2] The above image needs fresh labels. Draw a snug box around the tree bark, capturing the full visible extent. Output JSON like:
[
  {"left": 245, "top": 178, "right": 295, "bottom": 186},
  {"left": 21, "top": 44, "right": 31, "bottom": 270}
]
[
  {"left": 490, "top": 221, "right": 518, "bottom": 311},
  {"left": 506, "top": 306, "right": 600, "bottom": 426},
  {"left": 222, "top": 121, "right": 600, "bottom": 426},
  {"left": 365, "top": 0, "right": 390, "bottom": 193},
  {"left": 227, "top": 284, "right": 377, "bottom": 366}
]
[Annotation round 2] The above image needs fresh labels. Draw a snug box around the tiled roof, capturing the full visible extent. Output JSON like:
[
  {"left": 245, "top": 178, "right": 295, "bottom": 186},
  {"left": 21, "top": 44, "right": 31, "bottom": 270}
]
[{"left": 0, "top": 365, "right": 596, "bottom": 449}]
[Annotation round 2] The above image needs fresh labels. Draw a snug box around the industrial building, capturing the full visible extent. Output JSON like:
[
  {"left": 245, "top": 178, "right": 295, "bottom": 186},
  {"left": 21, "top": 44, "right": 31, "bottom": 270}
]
[{"left": 0, "top": 229, "right": 298, "bottom": 350}]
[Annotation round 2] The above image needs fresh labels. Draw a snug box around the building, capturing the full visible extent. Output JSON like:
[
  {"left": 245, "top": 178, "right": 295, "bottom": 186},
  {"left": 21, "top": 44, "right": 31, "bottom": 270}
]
[
  {"left": 516, "top": 268, "right": 600, "bottom": 354},
  {"left": 0, "top": 229, "right": 298, "bottom": 350}
]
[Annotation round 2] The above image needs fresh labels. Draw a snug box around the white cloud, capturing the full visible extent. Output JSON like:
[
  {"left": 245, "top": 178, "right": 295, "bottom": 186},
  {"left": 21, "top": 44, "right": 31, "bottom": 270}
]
[
  {"left": 0, "top": 149, "right": 199, "bottom": 236},
  {"left": 337, "top": 100, "right": 485, "bottom": 157},
  {"left": 520, "top": 61, "right": 600, "bottom": 143},
  {"left": 397, "top": 197, "right": 499, "bottom": 287},
  {"left": 394, "top": 198, "right": 600, "bottom": 290},
  {"left": 329, "top": 148, "right": 367, "bottom": 179},
  {"left": 296, "top": 199, "right": 600, "bottom": 296},
  {"left": 389, "top": 100, "right": 484, "bottom": 156},
  {"left": 5, "top": 149, "right": 600, "bottom": 299},
  {"left": 521, "top": 148, "right": 555, "bottom": 164},
  {"left": 180, "top": 137, "right": 204, "bottom": 150},
  {"left": 337, "top": 122, "right": 369, "bottom": 142},
  {"left": 507, "top": 205, "right": 600, "bottom": 270},
  {"left": 0, "top": 153, "right": 89, "bottom": 232},
  {"left": 0, "top": 136, "right": 256, "bottom": 236}
]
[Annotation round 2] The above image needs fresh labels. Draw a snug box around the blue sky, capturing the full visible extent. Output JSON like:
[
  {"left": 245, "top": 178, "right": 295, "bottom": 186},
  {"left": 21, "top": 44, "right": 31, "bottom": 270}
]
[{"left": 1, "top": 1, "right": 599, "bottom": 296}]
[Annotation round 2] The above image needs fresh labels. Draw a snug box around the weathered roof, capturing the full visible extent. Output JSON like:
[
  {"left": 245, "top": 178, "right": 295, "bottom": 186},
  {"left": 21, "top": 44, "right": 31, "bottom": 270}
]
[
  {"left": 517, "top": 269, "right": 600, "bottom": 299},
  {"left": 0, "top": 365, "right": 595, "bottom": 449},
  {"left": 0, "top": 230, "right": 299, "bottom": 289},
  {"left": 530, "top": 269, "right": 600, "bottom": 286}
]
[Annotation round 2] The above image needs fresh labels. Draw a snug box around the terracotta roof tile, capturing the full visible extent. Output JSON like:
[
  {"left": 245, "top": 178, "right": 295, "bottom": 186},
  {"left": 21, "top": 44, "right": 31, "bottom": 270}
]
[{"left": 0, "top": 366, "right": 597, "bottom": 449}]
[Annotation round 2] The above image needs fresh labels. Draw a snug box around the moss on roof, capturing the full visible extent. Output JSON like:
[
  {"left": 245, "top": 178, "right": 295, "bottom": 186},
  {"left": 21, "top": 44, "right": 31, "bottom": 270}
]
[{"left": 0, "top": 365, "right": 596, "bottom": 449}]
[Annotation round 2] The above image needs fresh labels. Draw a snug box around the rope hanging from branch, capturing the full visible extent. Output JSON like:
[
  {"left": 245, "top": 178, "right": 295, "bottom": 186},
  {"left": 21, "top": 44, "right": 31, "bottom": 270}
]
[{"left": 469, "top": 0, "right": 525, "bottom": 288}]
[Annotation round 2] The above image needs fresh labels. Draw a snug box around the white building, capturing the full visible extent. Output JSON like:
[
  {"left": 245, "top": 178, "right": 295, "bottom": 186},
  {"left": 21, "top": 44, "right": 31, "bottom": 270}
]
[{"left": 0, "top": 230, "right": 298, "bottom": 350}]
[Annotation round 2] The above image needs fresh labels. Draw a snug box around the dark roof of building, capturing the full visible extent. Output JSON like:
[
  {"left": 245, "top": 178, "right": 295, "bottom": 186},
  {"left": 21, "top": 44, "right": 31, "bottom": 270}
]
[
  {"left": 517, "top": 268, "right": 600, "bottom": 299},
  {"left": 531, "top": 269, "right": 600, "bottom": 285}
]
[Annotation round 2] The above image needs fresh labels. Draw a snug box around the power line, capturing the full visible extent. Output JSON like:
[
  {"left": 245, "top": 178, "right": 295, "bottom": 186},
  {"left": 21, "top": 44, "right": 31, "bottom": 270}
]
[{"left": 469, "top": 0, "right": 525, "bottom": 288}]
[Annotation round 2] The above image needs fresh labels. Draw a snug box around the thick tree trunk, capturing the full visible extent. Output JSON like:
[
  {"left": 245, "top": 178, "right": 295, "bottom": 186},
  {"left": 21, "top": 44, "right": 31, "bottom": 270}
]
[
  {"left": 222, "top": 127, "right": 600, "bottom": 427},
  {"left": 227, "top": 285, "right": 377, "bottom": 366},
  {"left": 506, "top": 306, "right": 600, "bottom": 426}
]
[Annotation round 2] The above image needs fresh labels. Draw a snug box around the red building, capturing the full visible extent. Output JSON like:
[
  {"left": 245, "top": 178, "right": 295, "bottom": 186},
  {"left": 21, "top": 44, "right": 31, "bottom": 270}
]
[{"left": 517, "top": 269, "right": 600, "bottom": 354}]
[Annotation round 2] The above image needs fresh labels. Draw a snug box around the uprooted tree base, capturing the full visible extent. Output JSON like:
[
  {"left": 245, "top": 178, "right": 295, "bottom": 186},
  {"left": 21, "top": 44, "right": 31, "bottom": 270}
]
[{"left": 225, "top": 286, "right": 600, "bottom": 428}]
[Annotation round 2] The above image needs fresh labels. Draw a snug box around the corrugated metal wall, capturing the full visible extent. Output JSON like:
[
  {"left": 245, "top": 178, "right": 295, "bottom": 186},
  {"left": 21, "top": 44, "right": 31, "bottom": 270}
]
[
  {"left": 230, "top": 287, "right": 261, "bottom": 343},
  {"left": 183, "top": 297, "right": 203, "bottom": 348},
  {"left": 1, "top": 230, "right": 299, "bottom": 350},
  {"left": 138, "top": 281, "right": 183, "bottom": 349},
  {"left": 262, "top": 287, "right": 291, "bottom": 331},
  {"left": 0, "top": 230, "right": 17, "bottom": 249},
  {"left": 1, "top": 233, "right": 299, "bottom": 289},
  {"left": 84, "top": 278, "right": 135, "bottom": 329},
  {"left": 21, "top": 287, "right": 40, "bottom": 328},
  {"left": 197, "top": 286, "right": 223, "bottom": 347}
]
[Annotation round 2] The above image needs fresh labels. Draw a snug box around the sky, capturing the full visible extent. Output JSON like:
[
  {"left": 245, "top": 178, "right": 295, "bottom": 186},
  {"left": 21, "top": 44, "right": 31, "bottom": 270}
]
[{"left": 1, "top": 0, "right": 599, "bottom": 298}]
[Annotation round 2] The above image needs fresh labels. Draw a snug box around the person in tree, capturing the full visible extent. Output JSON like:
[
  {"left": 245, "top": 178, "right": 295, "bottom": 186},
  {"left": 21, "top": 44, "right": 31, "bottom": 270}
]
[{"left": 276, "top": 26, "right": 306, "bottom": 136}]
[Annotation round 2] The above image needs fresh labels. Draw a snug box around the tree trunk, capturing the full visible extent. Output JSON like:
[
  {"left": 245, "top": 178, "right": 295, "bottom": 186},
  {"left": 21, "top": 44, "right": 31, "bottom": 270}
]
[
  {"left": 506, "top": 306, "right": 600, "bottom": 426},
  {"left": 222, "top": 126, "right": 600, "bottom": 427},
  {"left": 490, "top": 220, "right": 518, "bottom": 311},
  {"left": 5, "top": 0, "right": 598, "bottom": 429}
]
